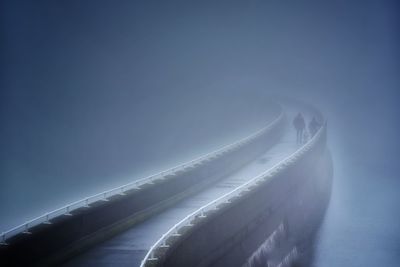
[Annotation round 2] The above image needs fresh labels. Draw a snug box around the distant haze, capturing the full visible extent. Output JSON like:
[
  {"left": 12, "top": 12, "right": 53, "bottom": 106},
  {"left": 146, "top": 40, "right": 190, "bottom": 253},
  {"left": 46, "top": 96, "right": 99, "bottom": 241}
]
[{"left": 1, "top": 1, "right": 399, "bottom": 266}]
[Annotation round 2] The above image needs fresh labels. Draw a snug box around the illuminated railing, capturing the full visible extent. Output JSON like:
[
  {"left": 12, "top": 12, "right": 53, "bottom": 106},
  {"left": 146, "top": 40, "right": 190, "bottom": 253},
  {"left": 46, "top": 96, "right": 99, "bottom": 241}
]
[
  {"left": 140, "top": 120, "right": 326, "bottom": 267},
  {"left": 1, "top": 111, "right": 284, "bottom": 245}
]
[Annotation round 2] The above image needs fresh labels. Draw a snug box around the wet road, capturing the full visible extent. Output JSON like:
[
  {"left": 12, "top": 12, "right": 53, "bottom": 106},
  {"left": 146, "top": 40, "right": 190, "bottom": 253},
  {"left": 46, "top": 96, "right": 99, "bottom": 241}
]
[{"left": 62, "top": 108, "right": 306, "bottom": 267}]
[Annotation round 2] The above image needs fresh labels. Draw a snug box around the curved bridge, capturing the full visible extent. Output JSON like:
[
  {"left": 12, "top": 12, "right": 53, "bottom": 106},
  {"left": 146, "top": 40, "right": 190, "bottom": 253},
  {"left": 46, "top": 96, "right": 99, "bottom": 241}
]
[{"left": 1, "top": 100, "right": 332, "bottom": 267}]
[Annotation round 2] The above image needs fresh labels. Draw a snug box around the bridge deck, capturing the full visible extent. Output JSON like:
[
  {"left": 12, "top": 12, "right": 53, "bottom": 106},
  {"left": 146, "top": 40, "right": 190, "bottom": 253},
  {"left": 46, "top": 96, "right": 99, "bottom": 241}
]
[{"left": 62, "top": 109, "right": 304, "bottom": 267}]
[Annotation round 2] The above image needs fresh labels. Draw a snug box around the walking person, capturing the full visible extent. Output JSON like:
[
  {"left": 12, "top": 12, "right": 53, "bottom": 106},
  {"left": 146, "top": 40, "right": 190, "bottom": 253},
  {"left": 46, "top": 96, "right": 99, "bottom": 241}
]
[{"left": 293, "top": 113, "right": 305, "bottom": 144}]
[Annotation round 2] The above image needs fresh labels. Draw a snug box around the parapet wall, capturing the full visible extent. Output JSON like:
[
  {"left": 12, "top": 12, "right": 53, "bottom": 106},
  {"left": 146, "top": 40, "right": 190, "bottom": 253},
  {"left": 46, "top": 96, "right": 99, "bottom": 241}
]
[
  {"left": 143, "top": 107, "right": 332, "bottom": 267},
  {"left": 1, "top": 106, "right": 284, "bottom": 267}
]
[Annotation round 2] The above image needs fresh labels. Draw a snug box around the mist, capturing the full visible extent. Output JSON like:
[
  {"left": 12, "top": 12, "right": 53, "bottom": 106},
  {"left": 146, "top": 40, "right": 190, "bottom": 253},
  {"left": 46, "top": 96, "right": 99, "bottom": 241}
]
[{"left": 1, "top": 0, "right": 399, "bottom": 266}]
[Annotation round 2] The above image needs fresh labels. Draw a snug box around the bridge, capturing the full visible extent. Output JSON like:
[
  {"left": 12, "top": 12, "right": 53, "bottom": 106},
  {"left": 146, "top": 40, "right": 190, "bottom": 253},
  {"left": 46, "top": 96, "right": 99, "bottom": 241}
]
[{"left": 1, "top": 100, "right": 333, "bottom": 267}]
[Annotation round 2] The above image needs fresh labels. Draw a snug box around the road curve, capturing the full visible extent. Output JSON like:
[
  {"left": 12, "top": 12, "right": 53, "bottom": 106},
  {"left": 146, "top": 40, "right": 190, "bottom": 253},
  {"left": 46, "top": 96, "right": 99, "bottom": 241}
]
[{"left": 62, "top": 105, "right": 311, "bottom": 267}]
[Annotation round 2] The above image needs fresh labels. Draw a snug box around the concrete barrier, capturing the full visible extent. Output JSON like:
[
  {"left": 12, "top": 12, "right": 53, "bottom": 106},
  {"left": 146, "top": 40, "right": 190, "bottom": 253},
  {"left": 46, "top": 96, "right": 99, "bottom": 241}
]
[
  {"left": 143, "top": 108, "right": 332, "bottom": 267},
  {"left": 1, "top": 106, "right": 284, "bottom": 267}
]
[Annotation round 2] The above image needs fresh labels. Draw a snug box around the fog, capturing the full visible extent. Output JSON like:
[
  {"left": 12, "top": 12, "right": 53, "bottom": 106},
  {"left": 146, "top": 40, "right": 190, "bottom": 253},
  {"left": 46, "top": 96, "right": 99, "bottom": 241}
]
[{"left": 1, "top": 0, "right": 399, "bottom": 266}]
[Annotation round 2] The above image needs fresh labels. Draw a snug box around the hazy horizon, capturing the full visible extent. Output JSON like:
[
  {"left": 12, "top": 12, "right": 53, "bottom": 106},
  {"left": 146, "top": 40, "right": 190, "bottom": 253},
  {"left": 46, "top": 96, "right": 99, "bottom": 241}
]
[{"left": 1, "top": 1, "right": 399, "bottom": 266}]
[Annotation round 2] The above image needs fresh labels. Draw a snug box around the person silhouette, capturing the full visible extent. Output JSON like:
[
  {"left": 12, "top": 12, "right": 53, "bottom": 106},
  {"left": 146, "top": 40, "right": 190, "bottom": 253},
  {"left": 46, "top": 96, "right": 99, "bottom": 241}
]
[
  {"left": 293, "top": 113, "right": 305, "bottom": 144},
  {"left": 309, "top": 117, "right": 321, "bottom": 137}
]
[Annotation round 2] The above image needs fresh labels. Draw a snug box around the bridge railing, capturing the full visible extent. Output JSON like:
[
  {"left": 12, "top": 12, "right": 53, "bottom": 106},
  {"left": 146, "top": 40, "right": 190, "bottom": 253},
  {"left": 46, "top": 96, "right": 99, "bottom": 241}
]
[
  {"left": 140, "top": 119, "right": 326, "bottom": 267},
  {"left": 1, "top": 111, "right": 284, "bottom": 245}
]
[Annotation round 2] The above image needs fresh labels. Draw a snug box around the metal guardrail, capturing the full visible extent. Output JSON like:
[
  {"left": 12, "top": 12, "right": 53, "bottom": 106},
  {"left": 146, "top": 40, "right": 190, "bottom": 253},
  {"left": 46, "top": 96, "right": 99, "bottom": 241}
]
[
  {"left": 1, "top": 111, "right": 284, "bottom": 245},
  {"left": 140, "top": 120, "right": 326, "bottom": 267}
]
